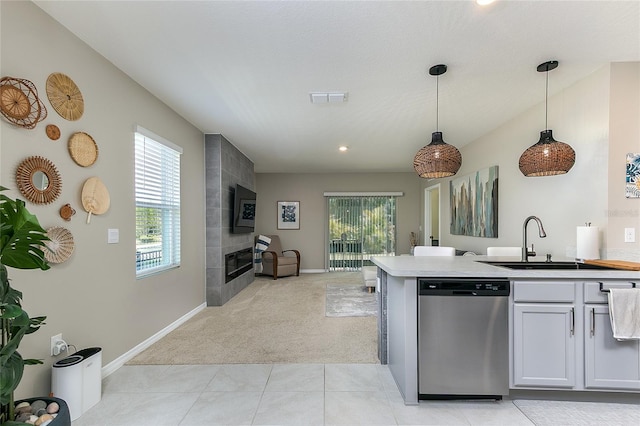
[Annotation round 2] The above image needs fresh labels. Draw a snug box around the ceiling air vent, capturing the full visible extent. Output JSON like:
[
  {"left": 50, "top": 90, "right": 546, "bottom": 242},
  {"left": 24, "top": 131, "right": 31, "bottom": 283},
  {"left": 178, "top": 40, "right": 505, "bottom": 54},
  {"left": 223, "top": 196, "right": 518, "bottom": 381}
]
[{"left": 309, "top": 92, "right": 348, "bottom": 104}]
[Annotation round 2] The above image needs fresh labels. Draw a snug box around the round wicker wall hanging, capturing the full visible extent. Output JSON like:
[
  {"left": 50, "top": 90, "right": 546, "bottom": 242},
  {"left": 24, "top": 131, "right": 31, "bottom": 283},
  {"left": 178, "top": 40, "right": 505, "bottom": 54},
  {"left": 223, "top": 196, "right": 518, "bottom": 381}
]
[
  {"left": 68, "top": 131, "right": 98, "bottom": 166},
  {"left": 0, "top": 76, "right": 48, "bottom": 129},
  {"left": 46, "top": 124, "right": 61, "bottom": 140},
  {"left": 59, "top": 203, "right": 76, "bottom": 221},
  {"left": 44, "top": 226, "right": 75, "bottom": 264},
  {"left": 46, "top": 72, "right": 84, "bottom": 121},
  {"left": 15, "top": 156, "right": 62, "bottom": 205}
]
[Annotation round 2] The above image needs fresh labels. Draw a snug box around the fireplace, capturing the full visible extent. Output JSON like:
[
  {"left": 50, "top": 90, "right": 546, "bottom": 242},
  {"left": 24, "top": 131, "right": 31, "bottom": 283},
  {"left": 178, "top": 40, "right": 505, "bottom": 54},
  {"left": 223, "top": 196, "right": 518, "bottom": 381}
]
[{"left": 225, "top": 248, "right": 253, "bottom": 283}]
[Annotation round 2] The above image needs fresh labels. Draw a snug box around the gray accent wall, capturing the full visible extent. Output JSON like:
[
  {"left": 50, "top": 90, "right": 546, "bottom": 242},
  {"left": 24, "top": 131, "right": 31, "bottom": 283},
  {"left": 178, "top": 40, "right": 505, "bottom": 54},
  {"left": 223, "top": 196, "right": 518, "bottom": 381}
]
[{"left": 205, "top": 134, "right": 255, "bottom": 306}]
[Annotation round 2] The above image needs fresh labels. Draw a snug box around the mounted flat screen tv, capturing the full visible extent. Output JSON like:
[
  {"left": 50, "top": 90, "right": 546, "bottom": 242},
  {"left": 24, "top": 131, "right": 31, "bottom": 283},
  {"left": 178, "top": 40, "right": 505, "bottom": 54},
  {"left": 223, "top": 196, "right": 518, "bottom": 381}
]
[{"left": 232, "top": 184, "right": 256, "bottom": 234}]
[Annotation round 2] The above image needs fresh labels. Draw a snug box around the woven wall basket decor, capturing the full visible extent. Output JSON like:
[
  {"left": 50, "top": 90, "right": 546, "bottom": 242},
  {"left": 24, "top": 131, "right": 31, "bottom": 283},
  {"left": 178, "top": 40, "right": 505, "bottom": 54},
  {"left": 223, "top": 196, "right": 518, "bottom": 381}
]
[
  {"left": 0, "top": 76, "right": 48, "bottom": 129},
  {"left": 46, "top": 72, "right": 84, "bottom": 121},
  {"left": 44, "top": 226, "right": 75, "bottom": 264},
  {"left": 46, "top": 124, "right": 61, "bottom": 140},
  {"left": 68, "top": 131, "right": 98, "bottom": 166}
]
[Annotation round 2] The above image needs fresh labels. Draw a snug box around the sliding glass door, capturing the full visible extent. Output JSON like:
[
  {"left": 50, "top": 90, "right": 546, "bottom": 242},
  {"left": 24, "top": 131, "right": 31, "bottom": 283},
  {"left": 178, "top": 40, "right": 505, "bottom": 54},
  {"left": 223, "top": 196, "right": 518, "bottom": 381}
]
[{"left": 327, "top": 196, "right": 396, "bottom": 271}]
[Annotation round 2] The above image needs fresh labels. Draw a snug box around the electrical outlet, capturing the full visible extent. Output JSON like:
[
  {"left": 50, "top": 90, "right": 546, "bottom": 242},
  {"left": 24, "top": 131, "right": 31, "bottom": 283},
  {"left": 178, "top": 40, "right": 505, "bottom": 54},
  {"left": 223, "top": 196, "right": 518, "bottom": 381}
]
[
  {"left": 51, "top": 333, "right": 62, "bottom": 356},
  {"left": 625, "top": 228, "right": 636, "bottom": 243}
]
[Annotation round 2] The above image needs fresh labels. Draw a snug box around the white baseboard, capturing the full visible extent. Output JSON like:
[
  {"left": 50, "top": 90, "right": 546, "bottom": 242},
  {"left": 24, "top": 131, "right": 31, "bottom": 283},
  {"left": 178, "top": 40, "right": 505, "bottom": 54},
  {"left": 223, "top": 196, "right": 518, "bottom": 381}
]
[
  {"left": 300, "top": 269, "right": 328, "bottom": 274},
  {"left": 101, "top": 302, "right": 206, "bottom": 378}
]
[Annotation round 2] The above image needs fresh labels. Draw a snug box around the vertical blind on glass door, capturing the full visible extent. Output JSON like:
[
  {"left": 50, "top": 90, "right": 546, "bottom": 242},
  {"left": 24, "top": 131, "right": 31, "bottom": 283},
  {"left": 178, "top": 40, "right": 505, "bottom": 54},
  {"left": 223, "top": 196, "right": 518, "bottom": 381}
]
[{"left": 325, "top": 193, "right": 399, "bottom": 271}]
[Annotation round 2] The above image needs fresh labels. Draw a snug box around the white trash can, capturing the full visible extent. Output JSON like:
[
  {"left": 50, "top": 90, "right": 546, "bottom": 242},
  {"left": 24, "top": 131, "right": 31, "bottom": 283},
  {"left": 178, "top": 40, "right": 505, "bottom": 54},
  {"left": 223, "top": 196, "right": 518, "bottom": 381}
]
[{"left": 51, "top": 347, "right": 102, "bottom": 421}]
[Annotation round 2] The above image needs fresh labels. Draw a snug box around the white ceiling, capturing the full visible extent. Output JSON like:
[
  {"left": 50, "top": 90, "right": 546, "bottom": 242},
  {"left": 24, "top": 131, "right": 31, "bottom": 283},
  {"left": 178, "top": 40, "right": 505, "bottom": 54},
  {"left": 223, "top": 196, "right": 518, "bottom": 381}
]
[{"left": 34, "top": 1, "right": 640, "bottom": 173}]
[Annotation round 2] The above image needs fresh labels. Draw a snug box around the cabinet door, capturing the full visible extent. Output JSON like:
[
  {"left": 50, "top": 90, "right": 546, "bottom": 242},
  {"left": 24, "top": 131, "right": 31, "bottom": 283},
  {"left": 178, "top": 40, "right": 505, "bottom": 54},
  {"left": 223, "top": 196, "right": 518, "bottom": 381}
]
[
  {"left": 584, "top": 305, "right": 640, "bottom": 390},
  {"left": 513, "top": 304, "right": 576, "bottom": 388}
]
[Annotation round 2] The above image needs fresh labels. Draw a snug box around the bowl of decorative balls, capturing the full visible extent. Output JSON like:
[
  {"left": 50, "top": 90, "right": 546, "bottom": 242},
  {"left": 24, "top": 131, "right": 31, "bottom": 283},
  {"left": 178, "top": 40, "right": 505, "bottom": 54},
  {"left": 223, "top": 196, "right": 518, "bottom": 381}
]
[{"left": 13, "top": 397, "right": 70, "bottom": 426}]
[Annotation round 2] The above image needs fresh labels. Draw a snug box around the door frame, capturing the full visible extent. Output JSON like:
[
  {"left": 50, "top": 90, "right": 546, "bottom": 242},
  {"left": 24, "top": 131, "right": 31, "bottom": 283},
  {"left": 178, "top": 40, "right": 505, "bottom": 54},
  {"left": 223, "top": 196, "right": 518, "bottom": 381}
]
[{"left": 424, "top": 184, "right": 441, "bottom": 246}]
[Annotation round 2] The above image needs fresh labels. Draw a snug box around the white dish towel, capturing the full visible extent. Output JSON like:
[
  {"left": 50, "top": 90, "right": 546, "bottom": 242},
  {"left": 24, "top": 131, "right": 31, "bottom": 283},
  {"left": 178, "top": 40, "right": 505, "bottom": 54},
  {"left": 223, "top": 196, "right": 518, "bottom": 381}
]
[{"left": 608, "top": 288, "right": 640, "bottom": 340}]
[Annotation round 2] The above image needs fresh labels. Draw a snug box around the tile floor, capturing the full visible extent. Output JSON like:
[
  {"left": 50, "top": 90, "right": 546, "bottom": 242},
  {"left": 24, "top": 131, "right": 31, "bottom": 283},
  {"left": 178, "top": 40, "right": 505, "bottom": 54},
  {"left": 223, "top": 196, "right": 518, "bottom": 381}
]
[{"left": 72, "top": 363, "right": 639, "bottom": 426}]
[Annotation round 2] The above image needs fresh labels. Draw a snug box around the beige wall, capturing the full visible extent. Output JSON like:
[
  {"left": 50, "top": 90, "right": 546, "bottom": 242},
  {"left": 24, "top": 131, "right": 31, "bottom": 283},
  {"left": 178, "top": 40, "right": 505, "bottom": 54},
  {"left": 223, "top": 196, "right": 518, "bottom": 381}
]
[
  {"left": 608, "top": 62, "right": 640, "bottom": 258},
  {"left": 1, "top": 2, "right": 205, "bottom": 398},
  {"left": 254, "top": 173, "right": 422, "bottom": 269},
  {"left": 420, "top": 64, "right": 640, "bottom": 261}
]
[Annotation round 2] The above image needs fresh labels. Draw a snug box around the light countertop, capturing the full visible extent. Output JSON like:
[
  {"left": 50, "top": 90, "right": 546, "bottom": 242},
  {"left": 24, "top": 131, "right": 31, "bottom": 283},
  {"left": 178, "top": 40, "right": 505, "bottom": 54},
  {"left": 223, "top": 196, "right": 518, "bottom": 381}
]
[{"left": 370, "top": 255, "right": 640, "bottom": 280}]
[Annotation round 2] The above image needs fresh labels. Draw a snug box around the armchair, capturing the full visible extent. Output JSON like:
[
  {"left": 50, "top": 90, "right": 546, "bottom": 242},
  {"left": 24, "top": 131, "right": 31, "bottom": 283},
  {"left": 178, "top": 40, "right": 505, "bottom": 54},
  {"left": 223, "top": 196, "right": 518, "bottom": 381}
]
[{"left": 260, "top": 235, "right": 300, "bottom": 280}]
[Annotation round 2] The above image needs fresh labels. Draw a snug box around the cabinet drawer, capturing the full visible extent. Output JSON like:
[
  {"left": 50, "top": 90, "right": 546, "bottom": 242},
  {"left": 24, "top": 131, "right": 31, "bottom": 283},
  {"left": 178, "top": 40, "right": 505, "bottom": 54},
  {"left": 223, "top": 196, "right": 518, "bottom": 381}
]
[
  {"left": 513, "top": 281, "right": 575, "bottom": 302},
  {"left": 584, "top": 281, "right": 637, "bottom": 303}
]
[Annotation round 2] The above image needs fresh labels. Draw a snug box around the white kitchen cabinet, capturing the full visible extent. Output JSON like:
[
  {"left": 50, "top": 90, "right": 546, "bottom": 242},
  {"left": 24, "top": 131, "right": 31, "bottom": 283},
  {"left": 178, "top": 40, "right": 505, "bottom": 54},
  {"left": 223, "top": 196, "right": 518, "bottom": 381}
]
[
  {"left": 583, "top": 280, "right": 640, "bottom": 391},
  {"left": 512, "top": 280, "right": 640, "bottom": 393},
  {"left": 513, "top": 303, "right": 577, "bottom": 388}
]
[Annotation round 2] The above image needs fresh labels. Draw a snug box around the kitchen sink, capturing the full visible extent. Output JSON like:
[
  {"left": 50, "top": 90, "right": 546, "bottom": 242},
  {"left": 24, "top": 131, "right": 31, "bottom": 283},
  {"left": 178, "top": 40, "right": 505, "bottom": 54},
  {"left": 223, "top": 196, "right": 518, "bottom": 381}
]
[{"left": 478, "top": 261, "right": 618, "bottom": 270}]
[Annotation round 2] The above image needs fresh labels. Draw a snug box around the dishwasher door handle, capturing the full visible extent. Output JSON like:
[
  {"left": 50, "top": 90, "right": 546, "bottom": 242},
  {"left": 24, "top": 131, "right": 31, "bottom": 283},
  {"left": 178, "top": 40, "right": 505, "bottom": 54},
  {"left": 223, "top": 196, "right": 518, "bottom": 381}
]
[{"left": 452, "top": 290, "right": 477, "bottom": 296}]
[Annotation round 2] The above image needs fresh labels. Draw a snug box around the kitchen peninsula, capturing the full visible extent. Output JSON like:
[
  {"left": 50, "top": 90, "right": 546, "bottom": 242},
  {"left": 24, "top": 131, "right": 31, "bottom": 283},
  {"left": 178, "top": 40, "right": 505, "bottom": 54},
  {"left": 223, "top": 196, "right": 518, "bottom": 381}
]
[{"left": 371, "top": 255, "right": 640, "bottom": 405}]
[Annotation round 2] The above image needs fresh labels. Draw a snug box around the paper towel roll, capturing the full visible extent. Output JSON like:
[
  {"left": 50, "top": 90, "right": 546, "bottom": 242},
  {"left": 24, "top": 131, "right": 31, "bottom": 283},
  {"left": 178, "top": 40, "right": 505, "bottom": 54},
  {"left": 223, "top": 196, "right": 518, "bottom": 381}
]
[{"left": 577, "top": 226, "right": 600, "bottom": 260}]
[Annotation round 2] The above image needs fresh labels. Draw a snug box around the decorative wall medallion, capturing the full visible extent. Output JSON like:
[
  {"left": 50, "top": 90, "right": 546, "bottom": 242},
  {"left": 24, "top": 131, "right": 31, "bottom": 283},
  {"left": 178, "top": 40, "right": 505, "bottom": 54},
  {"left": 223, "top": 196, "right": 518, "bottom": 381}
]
[
  {"left": 68, "top": 131, "right": 98, "bottom": 166},
  {"left": 0, "top": 76, "right": 48, "bottom": 129},
  {"left": 15, "top": 156, "right": 62, "bottom": 204},
  {"left": 59, "top": 203, "right": 76, "bottom": 221},
  {"left": 46, "top": 124, "right": 61, "bottom": 140},
  {"left": 46, "top": 73, "right": 84, "bottom": 121},
  {"left": 44, "top": 226, "right": 74, "bottom": 264}
]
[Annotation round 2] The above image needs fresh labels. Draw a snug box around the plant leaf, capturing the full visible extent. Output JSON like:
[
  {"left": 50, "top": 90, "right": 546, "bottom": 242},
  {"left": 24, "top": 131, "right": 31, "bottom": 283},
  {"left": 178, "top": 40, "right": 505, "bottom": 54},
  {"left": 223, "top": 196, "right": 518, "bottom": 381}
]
[
  {"left": 0, "top": 352, "right": 23, "bottom": 401},
  {"left": 0, "top": 190, "right": 49, "bottom": 271}
]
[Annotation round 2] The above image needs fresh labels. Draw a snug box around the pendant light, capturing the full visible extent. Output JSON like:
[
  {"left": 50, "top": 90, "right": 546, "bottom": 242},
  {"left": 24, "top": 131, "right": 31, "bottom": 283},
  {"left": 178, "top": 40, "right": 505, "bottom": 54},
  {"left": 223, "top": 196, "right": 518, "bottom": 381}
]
[
  {"left": 519, "top": 60, "right": 575, "bottom": 177},
  {"left": 413, "top": 64, "right": 462, "bottom": 179}
]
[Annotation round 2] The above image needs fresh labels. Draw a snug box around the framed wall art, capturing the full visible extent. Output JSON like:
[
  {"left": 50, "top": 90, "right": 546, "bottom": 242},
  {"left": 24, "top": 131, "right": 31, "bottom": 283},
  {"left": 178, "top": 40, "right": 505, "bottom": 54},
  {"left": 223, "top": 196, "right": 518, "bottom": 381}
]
[
  {"left": 277, "top": 201, "right": 300, "bottom": 230},
  {"left": 626, "top": 153, "right": 640, "bottom": 198},
  {"left": 450, "top": 165, "right": 499, "bottom": 238}
]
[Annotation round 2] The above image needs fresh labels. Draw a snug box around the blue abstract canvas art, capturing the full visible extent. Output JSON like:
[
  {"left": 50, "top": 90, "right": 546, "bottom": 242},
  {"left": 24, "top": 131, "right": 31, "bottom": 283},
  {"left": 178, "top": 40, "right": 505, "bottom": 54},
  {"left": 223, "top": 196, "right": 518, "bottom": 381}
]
[
  {"left": 450, "top": 166, "right": 499, "bottom": 238},
  {"left": 626, "top": 153, "right": 640, "bottom": 198}
]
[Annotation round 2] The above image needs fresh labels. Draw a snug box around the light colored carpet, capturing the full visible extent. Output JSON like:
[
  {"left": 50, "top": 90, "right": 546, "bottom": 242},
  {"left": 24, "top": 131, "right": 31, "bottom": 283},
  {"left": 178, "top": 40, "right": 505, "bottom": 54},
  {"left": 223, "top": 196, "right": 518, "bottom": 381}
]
[
  {"left": 128, "top": 272, "right": 378, "bottom": 365},
  {"left": 325, "top": 284, "right": 377, "bottom": 317},
  {"left": 513, "top": 399, "right": 640, "bottom": 425}
]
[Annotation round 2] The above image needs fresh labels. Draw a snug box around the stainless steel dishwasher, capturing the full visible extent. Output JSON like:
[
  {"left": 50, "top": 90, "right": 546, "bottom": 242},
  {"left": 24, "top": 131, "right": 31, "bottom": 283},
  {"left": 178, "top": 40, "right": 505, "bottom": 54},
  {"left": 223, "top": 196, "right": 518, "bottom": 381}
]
[{"left": 418, "top": 277, "right": 510, "bottom": 400}]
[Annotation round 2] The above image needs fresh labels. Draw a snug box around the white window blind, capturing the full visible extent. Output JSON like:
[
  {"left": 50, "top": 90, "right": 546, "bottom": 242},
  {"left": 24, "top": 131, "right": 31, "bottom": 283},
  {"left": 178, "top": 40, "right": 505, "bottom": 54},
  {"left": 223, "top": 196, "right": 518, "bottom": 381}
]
[{"left": 135, "top": 127, "right": 182, "bottom": 277}]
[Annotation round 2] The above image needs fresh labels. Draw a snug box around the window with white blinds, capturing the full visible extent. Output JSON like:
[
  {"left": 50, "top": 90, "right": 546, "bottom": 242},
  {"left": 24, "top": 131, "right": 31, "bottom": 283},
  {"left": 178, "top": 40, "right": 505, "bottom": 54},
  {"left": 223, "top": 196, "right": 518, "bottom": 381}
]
[{"left": 134, "top": 127, "right": 182, "bottom": 277}]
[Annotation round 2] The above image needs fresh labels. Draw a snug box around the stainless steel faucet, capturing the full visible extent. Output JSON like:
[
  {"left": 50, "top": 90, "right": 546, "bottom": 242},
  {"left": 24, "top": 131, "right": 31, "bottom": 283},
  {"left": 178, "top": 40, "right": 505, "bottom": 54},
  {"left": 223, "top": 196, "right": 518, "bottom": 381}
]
[{"left": 522, "top": 216, "right": 547, "bottom": 261}]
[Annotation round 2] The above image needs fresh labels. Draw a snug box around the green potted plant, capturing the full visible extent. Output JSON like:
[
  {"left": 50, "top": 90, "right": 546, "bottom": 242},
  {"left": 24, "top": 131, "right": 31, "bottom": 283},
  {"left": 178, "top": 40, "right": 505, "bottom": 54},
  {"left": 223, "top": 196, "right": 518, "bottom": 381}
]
[{"left": 0, "top": 186, "right": 69, "bottom": 425}]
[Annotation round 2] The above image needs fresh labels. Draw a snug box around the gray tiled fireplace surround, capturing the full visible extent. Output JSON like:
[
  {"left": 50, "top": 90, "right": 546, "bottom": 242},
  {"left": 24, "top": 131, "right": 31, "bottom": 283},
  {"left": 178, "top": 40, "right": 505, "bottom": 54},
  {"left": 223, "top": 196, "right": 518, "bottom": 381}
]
[{"left": 205, "top": 134, "right": 256, "bottom": 306}]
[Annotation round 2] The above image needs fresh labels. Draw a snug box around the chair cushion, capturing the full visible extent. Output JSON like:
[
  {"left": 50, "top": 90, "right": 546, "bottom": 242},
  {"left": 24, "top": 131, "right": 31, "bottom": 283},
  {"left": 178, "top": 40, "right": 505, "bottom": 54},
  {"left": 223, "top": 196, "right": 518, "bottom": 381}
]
[{"left": 276, "top": 256, "right": 298, "bottom": 266}]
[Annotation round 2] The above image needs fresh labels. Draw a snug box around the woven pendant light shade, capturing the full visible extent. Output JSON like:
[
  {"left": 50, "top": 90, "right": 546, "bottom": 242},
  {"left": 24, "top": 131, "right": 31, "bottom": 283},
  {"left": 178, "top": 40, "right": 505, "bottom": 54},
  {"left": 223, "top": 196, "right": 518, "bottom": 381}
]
[
  {"left": 519, "top": 60, "right": 576, "bottom": 177},
  {"left": 413, "top": 64, "right": 462, "bottom": 179},
  {"left": 519, "top": 130, "right": 575, "bottom": 176},
  {"left": 414, "top": 132, "right": 462, "bottom": 178}
]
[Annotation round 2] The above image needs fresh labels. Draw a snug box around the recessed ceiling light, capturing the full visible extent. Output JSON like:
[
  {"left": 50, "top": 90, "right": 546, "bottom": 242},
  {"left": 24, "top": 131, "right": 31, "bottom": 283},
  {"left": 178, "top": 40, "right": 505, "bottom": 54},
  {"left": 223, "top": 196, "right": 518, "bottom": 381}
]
[
  {"left": 476, "top": 0, "right": 495, "bottom": 5},
  {"left": 339, "top": 146, "right": 348, "bottom": 152}
]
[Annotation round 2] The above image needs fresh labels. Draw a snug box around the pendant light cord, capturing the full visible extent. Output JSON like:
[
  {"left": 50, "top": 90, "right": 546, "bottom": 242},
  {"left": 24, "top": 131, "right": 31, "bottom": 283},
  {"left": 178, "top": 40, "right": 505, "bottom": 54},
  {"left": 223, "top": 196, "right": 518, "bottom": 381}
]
[
  {"left": 436, "top": 74, "right": 440, "bottom": 131},
  {"left": 544, "top": 69, "right": 549, "bottom": 131}
]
